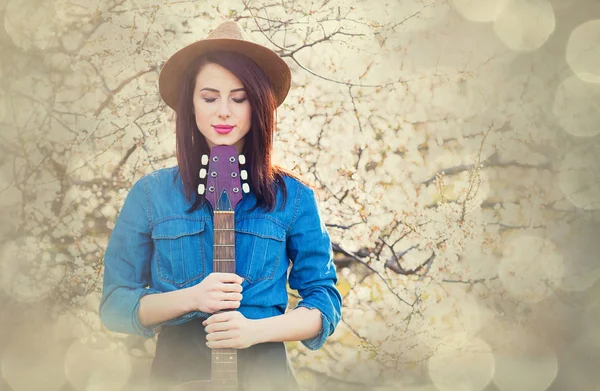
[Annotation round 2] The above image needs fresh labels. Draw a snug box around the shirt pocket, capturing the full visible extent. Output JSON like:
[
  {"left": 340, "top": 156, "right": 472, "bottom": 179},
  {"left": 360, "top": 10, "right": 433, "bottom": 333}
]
[
  {"left": 151, "top": 219, "right": 207, "bottom": 288},
  {"left": 235, "top": 218, "right": 287, "bottom": 283}
]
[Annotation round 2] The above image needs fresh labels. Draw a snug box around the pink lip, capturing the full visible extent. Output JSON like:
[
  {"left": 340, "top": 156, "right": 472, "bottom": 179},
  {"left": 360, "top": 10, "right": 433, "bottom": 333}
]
[{"left": 213, "top": 125, "right": 234, "bottom": 134}]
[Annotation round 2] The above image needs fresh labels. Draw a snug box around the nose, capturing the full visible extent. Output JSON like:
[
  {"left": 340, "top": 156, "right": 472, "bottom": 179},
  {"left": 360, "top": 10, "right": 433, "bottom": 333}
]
[{"left": 218, "top": 98, "right": 231, "bottom": 119}]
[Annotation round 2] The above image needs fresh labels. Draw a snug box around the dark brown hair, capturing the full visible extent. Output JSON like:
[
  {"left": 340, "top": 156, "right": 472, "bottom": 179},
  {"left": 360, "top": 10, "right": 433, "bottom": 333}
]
[{"left": 173, "top": 50, "right": 301, "bottom": 213}]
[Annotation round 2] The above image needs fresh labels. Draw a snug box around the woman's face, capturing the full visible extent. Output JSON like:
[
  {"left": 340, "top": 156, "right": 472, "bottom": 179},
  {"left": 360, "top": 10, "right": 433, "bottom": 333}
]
[{"left": 193, "top": 62, "right": 252, "bottom": 154}]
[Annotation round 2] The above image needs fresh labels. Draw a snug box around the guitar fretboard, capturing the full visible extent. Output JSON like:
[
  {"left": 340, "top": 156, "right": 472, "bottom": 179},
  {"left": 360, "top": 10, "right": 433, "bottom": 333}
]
[
  {"left": 211, "top": 210, "right": 237, "bottom": 390},
  {"left": 214, "top": 211, "right": 235, "bottom": 273}
]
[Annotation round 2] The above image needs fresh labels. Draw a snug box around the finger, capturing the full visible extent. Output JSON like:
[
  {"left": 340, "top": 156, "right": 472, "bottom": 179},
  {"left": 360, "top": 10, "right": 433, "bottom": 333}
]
[
  {"left": 206, "top": 339, "right": 239, "bottom": 349},
  {"left": 218, "top": 292, "right": 243, "bottom": 301},
  {"left": 203, "top": 313, "right": 226, "bottom": 325},
  {"left": 219, "top": 300, "right": 241, "bottom": 311},
  {"left": 206, "top": 330, "right": 238, "bottom": 342},
  {"left": 205, "top": 321, "right": 232, "bottom": 333},
  {"left": 203, "top": 310, "right": 233, "bottom": 325},
  {"left": 214, "top": 273, "right": 244, "bottom": 284},
  {"left": 218, "top": 283, "right": 243, "bottom": 293}
]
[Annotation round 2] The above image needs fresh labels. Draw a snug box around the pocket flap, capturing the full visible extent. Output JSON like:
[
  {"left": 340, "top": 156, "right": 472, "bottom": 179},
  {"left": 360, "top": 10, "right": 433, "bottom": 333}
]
[
  {"left": 235, "top": 218, "right": 286, "bottom": 241},
  {"left": 151, "top": 219, "right": 205, "bottom": 240}
]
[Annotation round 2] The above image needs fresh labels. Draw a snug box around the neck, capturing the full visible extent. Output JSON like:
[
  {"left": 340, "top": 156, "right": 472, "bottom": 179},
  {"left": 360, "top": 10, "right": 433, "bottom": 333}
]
[{"left": 211, "top": 210, "right": 238, "bottom": 390}]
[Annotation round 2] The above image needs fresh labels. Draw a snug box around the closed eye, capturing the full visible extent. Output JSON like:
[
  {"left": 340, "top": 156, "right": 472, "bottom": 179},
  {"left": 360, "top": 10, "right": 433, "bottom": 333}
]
[{"left": 203, "top": 98, "right": 247, "bottom": 103}]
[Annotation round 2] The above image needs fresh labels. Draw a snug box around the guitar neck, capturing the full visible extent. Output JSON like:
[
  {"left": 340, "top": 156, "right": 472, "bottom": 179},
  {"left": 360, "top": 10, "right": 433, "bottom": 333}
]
[
  {"left": 211, "top": 210, "right": 238, "bottom": 390},
  {"left": 214, "top": 210, "right": 235, "bottom": 273}
]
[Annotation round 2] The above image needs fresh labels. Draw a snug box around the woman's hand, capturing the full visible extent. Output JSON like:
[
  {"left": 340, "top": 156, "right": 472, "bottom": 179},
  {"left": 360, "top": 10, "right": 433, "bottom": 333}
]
[
  {"left": 186, "top": 272, "right": 244, "bottom": 314},
  {"left": 203, "top": 311, "right": 259, "bottom": 349}
]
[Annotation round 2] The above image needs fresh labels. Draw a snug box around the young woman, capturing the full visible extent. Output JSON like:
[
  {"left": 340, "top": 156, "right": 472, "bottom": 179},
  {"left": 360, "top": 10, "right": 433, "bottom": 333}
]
[{"left": 99, "top": 21, "right": 342, "bottom": 391}]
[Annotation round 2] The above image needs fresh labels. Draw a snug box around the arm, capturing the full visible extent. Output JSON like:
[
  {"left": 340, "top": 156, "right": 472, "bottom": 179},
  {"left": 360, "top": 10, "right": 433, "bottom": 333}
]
[
  {"left": 99, "top": 177, "right": 160, "bottom": 338},
  {"left": 139, "top": 272, "right": 244, "bottom": 327},
  {"left": 137, "top": 288, "right": 194, "bottom": 328},
  {"left": 252, "top": 307, "right": 323, "bottom": 344},
  {"left": 99, "top": 177, "right": 202, "bottom": 337},
  {"left": 201, "top": 184, "right": 340, "bottom": 350},
  {"left": 282, "top": 184, "right": 343, "bottom": 350}
]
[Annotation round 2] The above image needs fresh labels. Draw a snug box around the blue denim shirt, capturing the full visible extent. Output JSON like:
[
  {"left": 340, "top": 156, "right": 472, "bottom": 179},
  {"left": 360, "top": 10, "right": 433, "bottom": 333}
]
[{"left": 99, "top": 166, "right": 342, "bottom": 350}]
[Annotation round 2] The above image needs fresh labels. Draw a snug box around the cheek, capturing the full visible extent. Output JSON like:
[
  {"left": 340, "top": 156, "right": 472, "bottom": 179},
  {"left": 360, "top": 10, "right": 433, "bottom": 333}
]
[
  {"left": 193, "top": 105, "right": 209, "bottom": 123},
  {"left": 241, "top": 105, "right": 251, "bottom": 121}
]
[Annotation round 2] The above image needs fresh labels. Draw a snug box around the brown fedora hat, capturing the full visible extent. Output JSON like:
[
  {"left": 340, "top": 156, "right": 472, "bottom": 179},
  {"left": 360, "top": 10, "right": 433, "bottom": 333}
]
[{"left": 158, "top": 20, "right": 291, "bottom": 111}]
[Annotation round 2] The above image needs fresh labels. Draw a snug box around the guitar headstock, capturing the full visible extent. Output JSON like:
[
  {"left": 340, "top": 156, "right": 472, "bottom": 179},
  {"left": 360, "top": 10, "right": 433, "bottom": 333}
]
[{"left": 197, "top": 145, "right": 249, "bottom": 211}]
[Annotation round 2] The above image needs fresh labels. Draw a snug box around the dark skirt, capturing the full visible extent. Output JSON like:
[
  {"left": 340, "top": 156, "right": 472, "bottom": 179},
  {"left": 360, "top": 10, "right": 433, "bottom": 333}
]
[{"left": 150, "top": 317, "right": 300, "bottom": 391}]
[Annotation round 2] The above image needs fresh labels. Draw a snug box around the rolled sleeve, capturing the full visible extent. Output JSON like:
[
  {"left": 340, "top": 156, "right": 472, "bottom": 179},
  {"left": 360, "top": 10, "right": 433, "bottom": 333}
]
[
  {"left": 99, "top": 177, "right": 160, "bottom": 338},
  {"left": 287, "top": 184, "right": 342, "bottom": 350}
]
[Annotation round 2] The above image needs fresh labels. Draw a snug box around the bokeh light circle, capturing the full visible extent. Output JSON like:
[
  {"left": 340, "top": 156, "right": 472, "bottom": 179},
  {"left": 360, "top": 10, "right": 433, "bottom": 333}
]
[
  {"left": 566, "top": 19, "right": 600, "bottom": 83},
  {"left": 553, "top": 218, "right": 600, "bottom": 291},
  {"left": 558, "top": 143, "right": 600, "bottom": 211},
  {"left": 493, "top": 0, "right": 555, "bottom": 52},
  {"left": 493, "top": 339, "right": 558, "bottom": 391},
  {"left": 4, "top": 0, "right": 58, "bottom": 51},
  {"left": 559, "top": 331, "right": 600, "bottom": 389},
  {"left": 428, "top": 333, "right": 494, "bottom": 391},
  {"left": 1, "top": 332, "right": 66, "bottom": 391},
  {"left": 64, "top": 337, "right": 132, "bottom": 391},
  {"left": 450, "top": 0, "right": 509, "bottom": 23},
  {"left": 498, "top": 235, "right": 564, "bottom": 303},
  {"left": 422, "top": 287, "right": 483, "bottom": 339},
  {"left": 548, "top": 0, "right": 577, "bottom": 9},
  {"left": 0, "top": 239, "right": 66, "bottom": 303},
  {"left": 553, "top": 75, "right": 600, "bottom": 137}
]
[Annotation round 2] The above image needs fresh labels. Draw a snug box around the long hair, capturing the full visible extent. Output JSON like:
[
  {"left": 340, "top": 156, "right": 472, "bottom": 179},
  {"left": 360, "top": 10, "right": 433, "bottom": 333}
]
[{"left": 173, "top": 50, "right": 298, "bottom": 213}]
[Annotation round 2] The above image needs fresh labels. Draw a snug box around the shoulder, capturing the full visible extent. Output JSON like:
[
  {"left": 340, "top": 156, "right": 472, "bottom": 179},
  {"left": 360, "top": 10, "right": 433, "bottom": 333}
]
[
  {"left": 128, "top": 166, "right": 181, "bottom": 202},
  {"left": 140, "top": 165, "right": 180, "bottom": 184},
  {"left": 133, "top": 165, "right": 180, "bottom": 190},
  {"left": 274, "top": 168, "right": 324, "bottom": 223},
  {"left": 276, "top": 167, "right": 318, "bottom": 202}
]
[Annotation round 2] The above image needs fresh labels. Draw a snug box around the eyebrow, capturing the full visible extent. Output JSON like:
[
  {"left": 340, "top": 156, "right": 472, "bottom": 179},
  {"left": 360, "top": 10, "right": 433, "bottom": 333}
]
[{"left": 199, "top": 87, "right": 246, "bottom": 93}]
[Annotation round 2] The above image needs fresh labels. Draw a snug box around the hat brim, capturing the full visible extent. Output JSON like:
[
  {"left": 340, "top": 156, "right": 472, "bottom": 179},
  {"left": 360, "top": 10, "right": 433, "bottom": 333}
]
[{"left": 158, "top": 38, "right": 291, "bottom": 111}]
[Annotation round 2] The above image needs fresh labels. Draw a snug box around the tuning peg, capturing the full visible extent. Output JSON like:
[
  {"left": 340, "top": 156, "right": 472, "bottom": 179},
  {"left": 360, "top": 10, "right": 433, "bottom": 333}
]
[
  {"left": 199, "top": 168, "right": 207, "bottom": 178},
  {"left": 201, "top": 155, "right": 208, "bottom": 165},
  {"left": 238, "top": 154, "right": 246, "bottom": 165},
  {"left": 240, "top": 170, "right": 247, "bottom": 180},
  {"left": 197, "top": 184, "right": 205, "bottom": 194},
  {"left": 242, "top": 183, "right": 250, "bottom": 193}
]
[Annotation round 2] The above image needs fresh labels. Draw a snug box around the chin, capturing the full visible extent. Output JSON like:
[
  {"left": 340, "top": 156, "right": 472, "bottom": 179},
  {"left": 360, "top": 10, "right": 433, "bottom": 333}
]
[{"left": 207, "top": 136, "right": 243, "bottom": 148}]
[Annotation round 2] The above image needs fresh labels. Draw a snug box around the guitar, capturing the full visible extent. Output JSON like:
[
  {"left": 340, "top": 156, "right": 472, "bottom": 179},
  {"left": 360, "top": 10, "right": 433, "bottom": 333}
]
[{"left": 170, "top": 145, "right": 249, "bottom": 391}]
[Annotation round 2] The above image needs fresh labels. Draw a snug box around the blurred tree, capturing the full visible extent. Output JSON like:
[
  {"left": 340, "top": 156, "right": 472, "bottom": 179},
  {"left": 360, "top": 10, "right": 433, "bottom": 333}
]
[{"left": 1, "top": 0, "right": 599, "bottom": 390}]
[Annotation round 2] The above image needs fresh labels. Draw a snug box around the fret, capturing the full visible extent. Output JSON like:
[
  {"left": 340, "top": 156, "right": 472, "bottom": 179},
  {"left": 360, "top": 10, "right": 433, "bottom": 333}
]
[{"left": 212, "top": 203, "right": 237, "bottom": 388}]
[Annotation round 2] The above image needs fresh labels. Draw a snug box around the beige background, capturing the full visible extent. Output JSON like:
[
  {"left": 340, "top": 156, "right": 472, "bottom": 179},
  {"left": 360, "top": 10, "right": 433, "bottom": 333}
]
[{"left": 0, "top": 0, "right": 600, "bottom": 390}]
